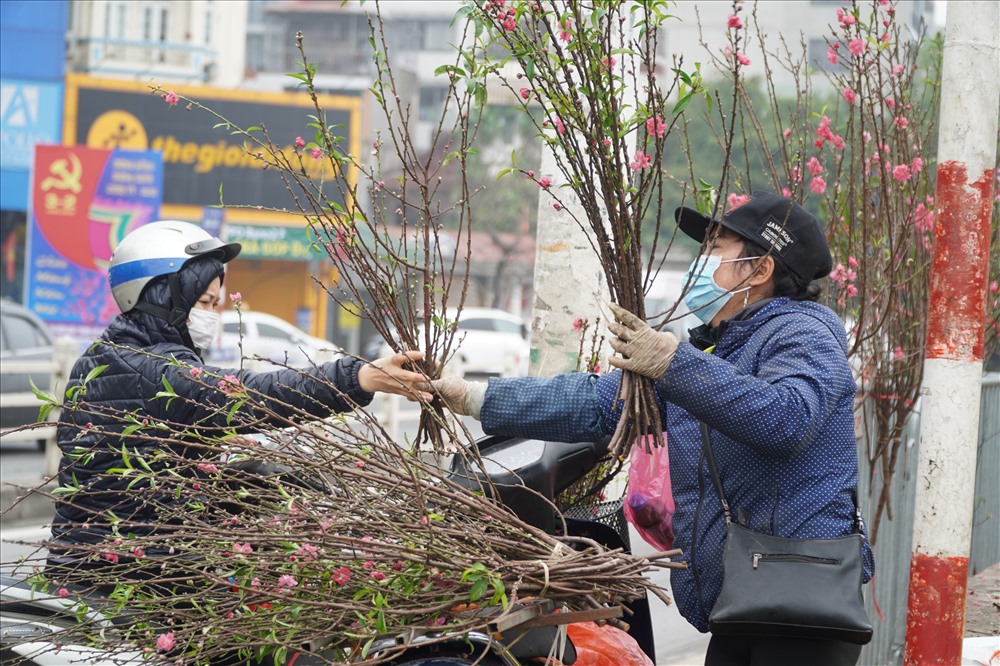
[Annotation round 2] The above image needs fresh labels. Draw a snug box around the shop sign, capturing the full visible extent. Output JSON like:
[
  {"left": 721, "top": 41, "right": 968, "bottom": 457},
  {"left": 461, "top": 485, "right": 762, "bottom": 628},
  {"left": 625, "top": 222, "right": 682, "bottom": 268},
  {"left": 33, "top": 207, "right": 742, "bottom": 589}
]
[
  {"left": 0, "top": 79, "right": 62, "bottom": 170},
  {"left": 63, "top": 75, "right": 360, "bottom": 219},
  {"left": 225, "top": 223, "right": 321, "bottom": 261}
]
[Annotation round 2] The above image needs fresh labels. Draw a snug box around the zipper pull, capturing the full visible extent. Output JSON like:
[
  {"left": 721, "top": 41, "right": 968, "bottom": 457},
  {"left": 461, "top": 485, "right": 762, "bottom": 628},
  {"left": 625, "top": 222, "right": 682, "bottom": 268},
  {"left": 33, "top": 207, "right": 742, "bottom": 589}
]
[{"left": 752, "top": 553, "right": 762, "bottom": 569}]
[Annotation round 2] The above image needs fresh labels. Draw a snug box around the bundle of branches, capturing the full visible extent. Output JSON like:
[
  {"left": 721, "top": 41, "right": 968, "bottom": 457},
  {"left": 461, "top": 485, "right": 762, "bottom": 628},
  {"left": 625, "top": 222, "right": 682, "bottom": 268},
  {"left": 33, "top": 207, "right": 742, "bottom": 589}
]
[
  {"left": 152, "top": 10, "right": 490, "bottom": 455},
  {"left": 12, "top": 363, "right": 679, "bottom": 665},
  {"left": 453, "top": 0, "right": 705, "bottom": 459},
  {"left": 684, "top": 0, "right": 964, "bottom": 544}
]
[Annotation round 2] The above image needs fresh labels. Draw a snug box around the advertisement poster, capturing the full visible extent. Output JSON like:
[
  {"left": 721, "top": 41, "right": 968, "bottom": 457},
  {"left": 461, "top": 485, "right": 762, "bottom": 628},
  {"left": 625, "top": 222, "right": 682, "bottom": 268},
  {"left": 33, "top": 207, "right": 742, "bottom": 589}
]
[{"left": 26, "top": 144, "right": 163, "bottom": 339}]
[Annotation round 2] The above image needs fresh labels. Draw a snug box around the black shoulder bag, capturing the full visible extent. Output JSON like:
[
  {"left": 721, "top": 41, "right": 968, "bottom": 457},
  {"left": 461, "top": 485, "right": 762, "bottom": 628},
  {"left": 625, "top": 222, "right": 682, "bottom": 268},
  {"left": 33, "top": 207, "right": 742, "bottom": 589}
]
[{"left": 700, "top": 423, "right": 873, "bottom": 645}]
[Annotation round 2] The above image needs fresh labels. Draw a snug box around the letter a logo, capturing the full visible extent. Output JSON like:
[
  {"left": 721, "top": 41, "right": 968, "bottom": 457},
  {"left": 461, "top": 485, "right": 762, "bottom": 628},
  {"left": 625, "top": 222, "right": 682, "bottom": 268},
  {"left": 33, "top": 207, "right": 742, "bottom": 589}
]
[{"left": 0, "top": 85, "right": 38, "bottom": 128}]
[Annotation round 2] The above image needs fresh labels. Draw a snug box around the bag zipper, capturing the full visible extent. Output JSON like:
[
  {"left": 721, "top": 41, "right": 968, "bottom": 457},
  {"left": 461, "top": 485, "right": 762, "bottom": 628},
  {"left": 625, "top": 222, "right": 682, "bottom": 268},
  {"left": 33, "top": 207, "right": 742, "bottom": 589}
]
[{"left": 752, "top": 553, "right": 841, "bottom": 569}]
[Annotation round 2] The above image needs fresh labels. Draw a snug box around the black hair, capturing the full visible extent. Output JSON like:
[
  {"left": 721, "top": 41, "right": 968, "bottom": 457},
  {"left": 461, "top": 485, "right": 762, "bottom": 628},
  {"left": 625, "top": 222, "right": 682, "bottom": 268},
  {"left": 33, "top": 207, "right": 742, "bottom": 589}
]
[{"left": 739, "top": 239, "right": 823, "bottom": 302}]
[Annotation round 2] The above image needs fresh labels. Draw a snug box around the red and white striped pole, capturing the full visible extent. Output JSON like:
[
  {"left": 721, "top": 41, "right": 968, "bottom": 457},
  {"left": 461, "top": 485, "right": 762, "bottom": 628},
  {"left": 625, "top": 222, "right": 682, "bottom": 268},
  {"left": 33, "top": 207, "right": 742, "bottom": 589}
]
[{"left": 904, "top": 2, "right": 999, "bottom": 664}]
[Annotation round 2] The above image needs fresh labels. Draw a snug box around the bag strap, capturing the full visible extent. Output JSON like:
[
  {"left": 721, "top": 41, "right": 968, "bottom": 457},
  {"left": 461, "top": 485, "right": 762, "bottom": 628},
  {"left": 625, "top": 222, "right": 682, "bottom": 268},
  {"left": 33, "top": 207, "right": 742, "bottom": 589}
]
[
  {"left": 699, "top": 422, "right": 732, "bottom": 524},
  {"left": 699, "top": 422, "right": 864, "bottom": 534}
]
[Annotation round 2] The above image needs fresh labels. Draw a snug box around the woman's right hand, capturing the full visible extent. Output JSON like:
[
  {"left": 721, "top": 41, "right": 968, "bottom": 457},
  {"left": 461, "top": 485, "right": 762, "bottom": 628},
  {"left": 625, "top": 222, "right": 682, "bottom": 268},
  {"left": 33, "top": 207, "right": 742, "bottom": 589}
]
[{"left": 358, "top": 351, "right": 434, "bottom": 402}]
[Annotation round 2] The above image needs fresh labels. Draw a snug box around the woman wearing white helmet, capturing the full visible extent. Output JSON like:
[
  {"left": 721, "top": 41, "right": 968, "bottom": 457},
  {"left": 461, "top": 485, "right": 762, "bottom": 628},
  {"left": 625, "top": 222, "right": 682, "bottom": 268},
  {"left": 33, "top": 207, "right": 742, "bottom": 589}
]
[{"left": 48, "top": 220, "right": 430, "bottom": 580}]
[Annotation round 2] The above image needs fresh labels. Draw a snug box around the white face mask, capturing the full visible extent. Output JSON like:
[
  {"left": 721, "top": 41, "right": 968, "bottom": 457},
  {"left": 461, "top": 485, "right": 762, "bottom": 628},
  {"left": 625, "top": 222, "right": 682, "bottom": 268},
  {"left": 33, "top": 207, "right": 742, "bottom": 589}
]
[{"left": 187, "top": 308, "right": 220, "bottom": 352}]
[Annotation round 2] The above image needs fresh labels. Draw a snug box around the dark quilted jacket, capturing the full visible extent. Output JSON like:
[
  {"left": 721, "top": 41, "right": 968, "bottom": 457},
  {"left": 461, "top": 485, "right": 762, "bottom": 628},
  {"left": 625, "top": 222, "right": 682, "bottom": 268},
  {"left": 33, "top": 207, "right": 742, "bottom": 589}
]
[
  {"left": 50, "top": 260, "right": 372, "bottom": 554},
  {"left": 51, "top": 317, "right": 371, "bottom": 551}
]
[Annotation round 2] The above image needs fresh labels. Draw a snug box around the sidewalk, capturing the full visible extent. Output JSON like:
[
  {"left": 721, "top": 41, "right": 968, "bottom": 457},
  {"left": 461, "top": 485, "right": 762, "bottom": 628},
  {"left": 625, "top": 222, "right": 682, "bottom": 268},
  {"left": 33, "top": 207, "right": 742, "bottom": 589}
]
[{"left": 0, "top": 477, "right": 53, "bottom": 524}]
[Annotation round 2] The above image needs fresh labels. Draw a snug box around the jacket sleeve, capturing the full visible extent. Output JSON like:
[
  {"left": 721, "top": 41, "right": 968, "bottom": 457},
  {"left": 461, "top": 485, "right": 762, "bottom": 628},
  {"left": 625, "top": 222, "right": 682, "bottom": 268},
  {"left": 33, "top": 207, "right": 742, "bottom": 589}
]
[
  {"left": 654, "top": 316, "right": 855, "bottom": 459},
  {"left": 158, "top": 355, "right": 373, "bottom": 431},
  {"left": 479, "top": 372, "right": 610, "bottom": 442}
]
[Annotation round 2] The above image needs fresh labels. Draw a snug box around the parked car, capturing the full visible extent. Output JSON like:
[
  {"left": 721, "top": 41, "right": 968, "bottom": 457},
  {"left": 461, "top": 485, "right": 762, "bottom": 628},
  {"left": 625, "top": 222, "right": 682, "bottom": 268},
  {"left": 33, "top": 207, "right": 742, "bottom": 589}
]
[
  {"left": 0, "top": 299, "right": 54, "bottom": 447},
  {"left": 447, "top": 307, "right": 530, "bottom": 376},
  {"left": 369, "top": 307, "right": 530, "bottom": 378},
  {"left": 207, "top": 310, "right": 342, "bottom": 371}
]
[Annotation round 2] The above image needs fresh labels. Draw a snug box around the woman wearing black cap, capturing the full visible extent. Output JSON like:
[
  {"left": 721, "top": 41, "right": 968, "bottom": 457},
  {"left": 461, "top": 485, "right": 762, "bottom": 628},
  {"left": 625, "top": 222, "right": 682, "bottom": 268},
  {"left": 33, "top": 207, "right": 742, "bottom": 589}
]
[
  {"left": 431, "top": 192, "right": 873, "bottom": 665},
  {"left": 48, "top": 220, "right": 431, "bottom": 581}
]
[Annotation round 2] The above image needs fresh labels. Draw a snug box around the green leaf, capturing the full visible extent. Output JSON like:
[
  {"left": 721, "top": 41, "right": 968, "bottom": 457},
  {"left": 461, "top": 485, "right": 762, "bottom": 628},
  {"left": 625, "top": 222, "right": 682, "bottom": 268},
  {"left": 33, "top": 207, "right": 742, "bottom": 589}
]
[
  {"left": 525, "top": 59, "right": 535, "bottom": 80},
  {"left": 469, "top": 577, "right": 488, "bottom": 602},
  {"left": 451, "top": 4, "right": 473, "bottom": 26},
  {"left": 29, "top": 378, "right": 59, "bottom": 406},
  {"left": 672, "top": 92, "right": 694, "bottom": 115},
  {"left": 83, "top": 365, "right": 108, "bottom": 384}
]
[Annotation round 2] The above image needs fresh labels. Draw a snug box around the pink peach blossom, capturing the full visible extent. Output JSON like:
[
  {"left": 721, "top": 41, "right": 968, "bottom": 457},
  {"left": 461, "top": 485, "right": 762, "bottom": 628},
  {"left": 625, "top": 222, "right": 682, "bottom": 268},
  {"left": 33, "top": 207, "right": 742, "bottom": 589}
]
[
  {"left": 727, "top": 193, "right": 750, "bottom": 210},
  {"left": 156, "top": 632, "right": 175, "bottom": 652},
  {"left": 892, "top": 164, "right": 912, "bottom": 181},
  {"left": 645, "top": 116, "right": 666, "bottom": 138},
  {"left": 630, "top": 149, "right": 653, "bottom": 171}
]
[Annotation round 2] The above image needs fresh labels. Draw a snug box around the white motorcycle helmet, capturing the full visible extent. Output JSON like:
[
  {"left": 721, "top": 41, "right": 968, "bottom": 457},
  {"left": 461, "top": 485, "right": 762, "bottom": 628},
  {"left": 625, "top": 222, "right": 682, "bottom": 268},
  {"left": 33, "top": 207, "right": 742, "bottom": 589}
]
[{"left": 108, "top": 221, "right": 241, "bottom": 315}]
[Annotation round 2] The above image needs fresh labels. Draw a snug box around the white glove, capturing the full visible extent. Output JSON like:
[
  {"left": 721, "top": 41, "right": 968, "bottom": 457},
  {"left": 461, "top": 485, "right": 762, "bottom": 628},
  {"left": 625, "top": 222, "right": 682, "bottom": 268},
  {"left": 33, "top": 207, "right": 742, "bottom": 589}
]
[
  {"left": 428, "top": 375, "right": 487, "bottom": 419},
  {"left": 607, "top": 303, "right": 678, "bottom": 379}
]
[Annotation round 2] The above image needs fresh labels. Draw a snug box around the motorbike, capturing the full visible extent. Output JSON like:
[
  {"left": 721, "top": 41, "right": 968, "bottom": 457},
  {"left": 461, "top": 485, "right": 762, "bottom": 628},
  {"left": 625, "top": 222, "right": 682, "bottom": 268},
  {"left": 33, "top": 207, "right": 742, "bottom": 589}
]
[{"left": 1, "top": 434, "right": 656, "bottom": 665}]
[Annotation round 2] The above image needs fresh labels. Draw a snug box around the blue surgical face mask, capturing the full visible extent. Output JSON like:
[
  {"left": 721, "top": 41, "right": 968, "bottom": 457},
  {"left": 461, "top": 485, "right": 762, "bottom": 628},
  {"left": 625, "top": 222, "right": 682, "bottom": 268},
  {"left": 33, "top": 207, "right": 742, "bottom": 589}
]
[{"left": 682, "top": 254, "right": 761, "bottom": 324}]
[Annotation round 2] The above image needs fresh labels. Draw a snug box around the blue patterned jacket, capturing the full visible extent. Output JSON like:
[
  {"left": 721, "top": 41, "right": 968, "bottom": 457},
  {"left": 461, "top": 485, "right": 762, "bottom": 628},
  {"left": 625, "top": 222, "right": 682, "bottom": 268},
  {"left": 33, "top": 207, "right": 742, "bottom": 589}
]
[{"left": 480, "top": 297, "right": 874, "bottom": 632}]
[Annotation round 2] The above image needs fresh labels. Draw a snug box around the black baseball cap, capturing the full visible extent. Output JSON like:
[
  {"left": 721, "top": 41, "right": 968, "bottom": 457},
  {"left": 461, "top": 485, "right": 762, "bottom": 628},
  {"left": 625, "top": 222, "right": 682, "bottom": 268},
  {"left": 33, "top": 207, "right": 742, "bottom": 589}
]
[{"left": 674, "top": 191, "right": 833, "bottom": 281}]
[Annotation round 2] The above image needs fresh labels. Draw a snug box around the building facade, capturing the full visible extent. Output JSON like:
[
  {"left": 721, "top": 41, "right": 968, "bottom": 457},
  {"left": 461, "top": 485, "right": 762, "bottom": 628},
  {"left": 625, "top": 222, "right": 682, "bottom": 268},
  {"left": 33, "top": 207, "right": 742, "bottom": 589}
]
[
  {"left": 66, "top": 0, "right": 247, "bottom": 88},
  {"left": 660, "top": 1, "right": 935, "bottom": 94}
]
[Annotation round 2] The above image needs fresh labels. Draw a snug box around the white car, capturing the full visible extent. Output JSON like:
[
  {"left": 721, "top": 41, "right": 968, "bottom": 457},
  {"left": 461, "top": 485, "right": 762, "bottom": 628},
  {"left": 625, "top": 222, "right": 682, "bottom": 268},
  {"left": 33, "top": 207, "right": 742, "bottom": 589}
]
[
  {"left": 208, "top": 310, "right": 341, "bottom": 371},
  {"left": 377, "top": 307, "right": 530, "bottom": 378},
  {"left": 446, "top": 308, "right": 530, "bottom": 376}
]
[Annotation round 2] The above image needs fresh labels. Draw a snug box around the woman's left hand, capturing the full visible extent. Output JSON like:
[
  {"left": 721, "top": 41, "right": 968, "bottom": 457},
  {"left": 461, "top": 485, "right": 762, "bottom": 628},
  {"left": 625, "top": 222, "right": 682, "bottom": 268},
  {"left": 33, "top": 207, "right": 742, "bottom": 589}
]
[
  {"left": 358, "top": 350, "right": 434, "bottom": 402},
  {"left": 607, "top": 303, "right": 679, "bottom": 379}
]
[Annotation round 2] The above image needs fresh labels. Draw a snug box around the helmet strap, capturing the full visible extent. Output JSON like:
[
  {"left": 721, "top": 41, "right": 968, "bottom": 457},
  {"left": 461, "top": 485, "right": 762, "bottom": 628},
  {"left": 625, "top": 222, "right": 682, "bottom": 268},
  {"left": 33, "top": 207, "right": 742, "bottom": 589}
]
[{"left": 132, "top": 273, "right": 198, "bottom": 352}]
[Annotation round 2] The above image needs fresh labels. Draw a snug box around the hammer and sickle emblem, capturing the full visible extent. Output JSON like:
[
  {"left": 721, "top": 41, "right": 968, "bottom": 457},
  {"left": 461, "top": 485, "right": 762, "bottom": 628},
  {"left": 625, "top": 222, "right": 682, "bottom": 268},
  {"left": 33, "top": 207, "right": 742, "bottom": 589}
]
[{"left": 40, "top": 153, "right": 83, "bottom": 194}]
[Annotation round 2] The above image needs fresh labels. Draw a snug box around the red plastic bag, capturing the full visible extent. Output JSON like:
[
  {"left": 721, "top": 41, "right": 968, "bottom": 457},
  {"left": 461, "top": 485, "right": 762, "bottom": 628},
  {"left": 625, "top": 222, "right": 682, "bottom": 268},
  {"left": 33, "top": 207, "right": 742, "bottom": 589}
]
[
  {"left": 565, "top": 622, "right": 654, "bottom": 666},
  {"left": 622, "top": 433, "right": 675, "bottom": 551}
]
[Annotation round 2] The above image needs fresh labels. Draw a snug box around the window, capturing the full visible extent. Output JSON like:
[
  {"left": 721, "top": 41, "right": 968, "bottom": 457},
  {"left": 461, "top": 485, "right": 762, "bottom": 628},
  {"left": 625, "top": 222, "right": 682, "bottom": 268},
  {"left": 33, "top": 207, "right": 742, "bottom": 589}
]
[
  {"left": 3, "top": 315, "right": 50, "bottom": 350},
  {"left": 223, "top": 322, "right": 242, "bottom": 334},
  {"left": 257, "top": 322, "right": 294, "bottom": 341},
  {"left": 204, "top": 4, "right": 213, "bottom": 45},
  {"left": 457, "top": 318, "right": 495, "bottom": 332},
  {"left": 246, "top": 0, "right": 266, "bottom": 25},
  {"left": 493, "top": 319, "right": 523, "bottom": 336},
  {"left": 419, "top": 86, "right": 449, "bottom": 122},
  {"left": 158, "top": 7, "right": 169, "bottom": 42},
  {"left": 423, "top": 21, "right": 453, "bottom": 50},
  {"left": 105, "top": 2, "right": 127, "bottom": 39},
  {"left": 143, "top": 4, "right": 169, "bottom": 42},
  {"left": 808, "top": 37, "right": 845, "bottom": 72}
]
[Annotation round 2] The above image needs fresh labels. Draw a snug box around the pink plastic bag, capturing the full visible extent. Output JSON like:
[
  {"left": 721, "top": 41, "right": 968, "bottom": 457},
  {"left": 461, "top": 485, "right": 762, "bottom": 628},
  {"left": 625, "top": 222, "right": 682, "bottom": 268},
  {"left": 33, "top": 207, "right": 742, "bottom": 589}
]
[{"left": 622, "top": 434, "right": 675, "bottom": 551}]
